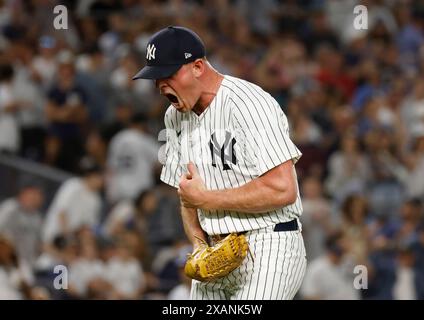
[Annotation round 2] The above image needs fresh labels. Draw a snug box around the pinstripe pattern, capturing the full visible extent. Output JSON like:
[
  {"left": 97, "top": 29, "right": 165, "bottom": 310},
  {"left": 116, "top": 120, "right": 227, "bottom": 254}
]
[
  {"left": 160, "top": 74, "right": 306, "bottom": 300},
  {"left": 160, "top": 75, "right": 303, "bottom": 235},
  {"left": 190, "top": 227, "right": 307, "bottom": 300}
]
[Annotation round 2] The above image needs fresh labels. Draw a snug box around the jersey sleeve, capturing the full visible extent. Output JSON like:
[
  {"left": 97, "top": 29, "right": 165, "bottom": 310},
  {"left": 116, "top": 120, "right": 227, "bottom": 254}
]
[
  {"left": 160, "top": 107, "right": 183, "bottom": 188},
  {"left": 231, "top": 89, "right": 302, "bottom": 177}
]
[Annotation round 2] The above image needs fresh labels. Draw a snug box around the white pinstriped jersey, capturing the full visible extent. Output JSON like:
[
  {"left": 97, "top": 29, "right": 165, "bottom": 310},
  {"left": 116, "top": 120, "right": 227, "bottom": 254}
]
[{"left": 160, "top": 75, "right": 303, "bottom": 235}]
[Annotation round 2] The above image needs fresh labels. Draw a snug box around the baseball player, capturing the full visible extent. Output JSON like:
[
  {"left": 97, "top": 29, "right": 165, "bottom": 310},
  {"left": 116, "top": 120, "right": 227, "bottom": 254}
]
[{"left": 133, "top": 26, "right": 306, "bottom": 300}]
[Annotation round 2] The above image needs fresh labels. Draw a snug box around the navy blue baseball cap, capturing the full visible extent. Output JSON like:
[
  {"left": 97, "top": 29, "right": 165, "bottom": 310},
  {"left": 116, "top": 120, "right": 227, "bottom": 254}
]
[{"left": 132, "top": 26, "right": 206, "bottom": 80}]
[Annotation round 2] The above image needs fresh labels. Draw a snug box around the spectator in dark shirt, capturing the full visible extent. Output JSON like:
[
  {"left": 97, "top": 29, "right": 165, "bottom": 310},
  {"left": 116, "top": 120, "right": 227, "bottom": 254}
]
[{"left": 45, "top": 51, "right": 89, "bottom": 173}]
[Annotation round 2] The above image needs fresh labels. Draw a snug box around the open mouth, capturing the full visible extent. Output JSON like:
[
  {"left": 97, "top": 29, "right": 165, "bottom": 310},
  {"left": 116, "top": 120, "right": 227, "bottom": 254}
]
[{"left": 165, "top": 93, "right": 179, "bottom": 104}]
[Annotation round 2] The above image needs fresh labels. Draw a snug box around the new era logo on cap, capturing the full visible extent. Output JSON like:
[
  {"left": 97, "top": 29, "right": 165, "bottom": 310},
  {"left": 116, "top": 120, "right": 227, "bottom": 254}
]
[{"left": 132, "top": 26, "right": 206, "bottom": 80}]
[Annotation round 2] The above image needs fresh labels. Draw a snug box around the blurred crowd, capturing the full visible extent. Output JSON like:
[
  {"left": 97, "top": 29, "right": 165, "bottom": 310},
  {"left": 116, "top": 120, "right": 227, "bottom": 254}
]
[{"left": 0, "top": 0, "right": 424, "bottom": 300}]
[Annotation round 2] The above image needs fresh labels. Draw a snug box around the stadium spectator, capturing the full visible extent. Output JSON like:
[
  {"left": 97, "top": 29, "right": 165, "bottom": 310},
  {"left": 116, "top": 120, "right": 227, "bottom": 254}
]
[
  {"left": 340, "top": 194, "right": 371, "bottom": 265},
  {"left": 84, "top": 128, "right": 107, "bottom": 168},
  {"left": 392, "top": 245, "right": 423, "bottom": 300},
  {"left": 103, "top": 238, "right": 145, "bottom": 299},
  {"left": 0, "top": 179, "right": 44, "bottom": 267},
  {"left": 167, "top": 245, "right": 192, "bottom": 300},
  {"left": 44, "top": 50, "right": 89, "bottom": 172},
  {"left": 403, "top": 132, "right": 424, "bottom": 199},
  {"left": 2, "top": 40, "right": 48, "bottom": 162},
  {"left": 42, "top": 158, "right": 103, "bottom": 244},
  {"left": 395, "top": 198, "right": 423, "bottom": 247},
  {"left": 148, "top": 180, "right": 186, "bottom": 253},
  {"left": 68, "top": 228, "right": 108, "bottom": 298},
  {"left": 0, "top": 62, "right": 21, "bottom": 154},
  {"left": 0, "top": 236, "right": 35, "bottom": 300},
  {"left": 364, "top": 127, "right": 406, "bottom": 218},
  {"left": 106, "top": 112, "right": 159, "bottom": 204},
  {"left": 300, "top": 175, "right": 334, "bottom": 261},
  {"left": 101, "top": 97, "right": 134, "bottom": 144},
  {"left": 401, "top": 78, "right": 424, "bottom": 145},
  {"left": 325, "top": 132, "right": 371, "bottom": 203},
  {"left": 300, "top": 232, "right": 360, "bottom": 300},
  {"left": 31, "top": 36, "right": 58, "bottom": 90}
]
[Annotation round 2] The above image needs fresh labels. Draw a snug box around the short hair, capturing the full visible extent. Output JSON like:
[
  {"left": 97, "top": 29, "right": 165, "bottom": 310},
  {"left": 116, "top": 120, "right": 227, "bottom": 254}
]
[{"left": 17, "top": 176, "right": 43, "bottom": 192}]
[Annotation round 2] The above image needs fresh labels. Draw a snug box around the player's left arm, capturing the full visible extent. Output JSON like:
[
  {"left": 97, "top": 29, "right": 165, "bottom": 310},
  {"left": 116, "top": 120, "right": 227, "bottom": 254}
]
[{"left": 178, "top": 160, "right": 298, "bottom": 214}]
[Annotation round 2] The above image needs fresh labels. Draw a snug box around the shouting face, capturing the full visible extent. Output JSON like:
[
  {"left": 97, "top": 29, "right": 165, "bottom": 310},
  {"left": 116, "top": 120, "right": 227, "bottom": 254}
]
[{"left": 156, "top": 60, "right": 203, "bottom": 113}]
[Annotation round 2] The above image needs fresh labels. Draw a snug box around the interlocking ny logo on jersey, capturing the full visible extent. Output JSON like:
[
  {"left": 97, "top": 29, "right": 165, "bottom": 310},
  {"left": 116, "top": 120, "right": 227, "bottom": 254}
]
[
  {"left": 146, "top": 44, "right": 156, "bottom": 60},
  {"left": 209, "top": 131, "right": 237, "bottom": 170}
]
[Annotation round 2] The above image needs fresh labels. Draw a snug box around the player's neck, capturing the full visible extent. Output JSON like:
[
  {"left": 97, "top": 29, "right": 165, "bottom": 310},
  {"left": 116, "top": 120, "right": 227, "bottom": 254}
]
[{"left": 192, "top": 70, "right": 224, "bottom": 116}]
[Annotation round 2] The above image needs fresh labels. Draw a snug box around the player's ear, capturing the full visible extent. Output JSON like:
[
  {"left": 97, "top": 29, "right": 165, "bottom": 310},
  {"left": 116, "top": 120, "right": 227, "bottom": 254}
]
[{"left": 192, "top": 58, "right": 205, "bottom": 78}]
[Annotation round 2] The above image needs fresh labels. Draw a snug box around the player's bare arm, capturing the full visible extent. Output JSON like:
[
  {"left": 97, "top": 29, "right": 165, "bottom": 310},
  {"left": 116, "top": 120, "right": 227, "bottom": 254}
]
[
  {"left": 180, "top": 205, "right": 207, "bottom": 249},
  {"left": 178, "top": 160, "right": 297, "bottom": 214}
]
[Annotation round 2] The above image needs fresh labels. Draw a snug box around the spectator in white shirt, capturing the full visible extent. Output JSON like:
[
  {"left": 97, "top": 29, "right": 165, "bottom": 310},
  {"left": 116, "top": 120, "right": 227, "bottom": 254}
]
[
  {"left": 104, "top": 239, "right": 145, "bottom": 299},
  {"left": 0, "top": 180, "right": 44, "bottom": 267},
  {"left": 301, "top": 232, "right": 360, "bottom": 300},
  {"left": 42, "top": 157, "right": 103, "bottom": 244},
  {"left": 68, "top": 231, "right": 106, "bottom": 298},
  {"left": 31, "top": 35, "right": 58, "bottom": 90},
  {"left": 106, "top": 112, "right": 159, "bottom": 204},
  {"left": 393, "top": 246, "right": 418, "bottom": 300}
]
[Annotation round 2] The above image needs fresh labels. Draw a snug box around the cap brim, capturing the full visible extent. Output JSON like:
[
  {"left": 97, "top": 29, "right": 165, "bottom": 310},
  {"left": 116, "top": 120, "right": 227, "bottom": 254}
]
[{"left": 132, "top": 64, "right": 182, "bottom": 80}]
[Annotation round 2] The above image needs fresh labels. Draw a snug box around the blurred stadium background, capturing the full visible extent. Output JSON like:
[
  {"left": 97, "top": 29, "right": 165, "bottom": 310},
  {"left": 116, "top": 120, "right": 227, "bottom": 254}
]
[{"left": 0, "top": 0, "right": 424, "bottom": 300}]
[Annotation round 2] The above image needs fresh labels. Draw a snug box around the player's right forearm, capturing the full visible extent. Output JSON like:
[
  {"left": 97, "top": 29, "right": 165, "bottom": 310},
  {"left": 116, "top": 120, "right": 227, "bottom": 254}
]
[{"left": 180, "top": 205, "right": 207, "bottom": 249}]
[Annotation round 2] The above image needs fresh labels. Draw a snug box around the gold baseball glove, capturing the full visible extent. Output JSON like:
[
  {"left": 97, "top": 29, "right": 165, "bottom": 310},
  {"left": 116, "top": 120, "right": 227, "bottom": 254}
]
[{"left": 184, "top": 233, "right": 250, "bottom": 282}]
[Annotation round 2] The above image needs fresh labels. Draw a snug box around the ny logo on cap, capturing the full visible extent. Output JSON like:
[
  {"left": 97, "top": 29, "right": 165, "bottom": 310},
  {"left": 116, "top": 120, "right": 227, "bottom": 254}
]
[{"left": 146, "top": 44, "right": 156, "bottom": 60}]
